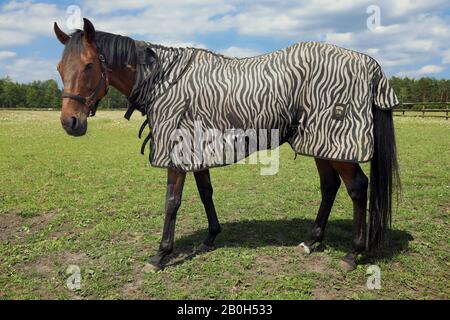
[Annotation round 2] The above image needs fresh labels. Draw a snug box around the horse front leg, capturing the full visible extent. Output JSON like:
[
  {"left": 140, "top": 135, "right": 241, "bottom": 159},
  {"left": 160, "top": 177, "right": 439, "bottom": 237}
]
[
  {"left": 194, "top": 169, "right": 221, "bottom": 252},
  {"left": 145, "top": 168, "right": 186, "bottom": 272}
]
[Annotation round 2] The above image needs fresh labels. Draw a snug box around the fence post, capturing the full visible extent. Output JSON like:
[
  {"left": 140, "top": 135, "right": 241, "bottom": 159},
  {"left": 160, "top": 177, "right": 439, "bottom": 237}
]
[{"left": 395, "top": 103, "right": 449, "bottom": 120}]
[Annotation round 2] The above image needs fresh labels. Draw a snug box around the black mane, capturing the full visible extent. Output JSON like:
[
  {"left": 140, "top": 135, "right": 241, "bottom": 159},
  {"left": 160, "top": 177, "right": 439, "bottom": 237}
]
[{"left": 62, "top": 30, "right": 137, "bottom": 67}]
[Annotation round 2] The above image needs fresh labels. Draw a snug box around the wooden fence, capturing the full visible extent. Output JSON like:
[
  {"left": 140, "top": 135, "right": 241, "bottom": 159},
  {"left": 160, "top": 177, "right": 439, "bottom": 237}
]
[
  {"left": 1, "top": 105, "right": 449, "bottom": 120},
  {"left": 394, "top": 102, "right": 449, "bottom": 120}
]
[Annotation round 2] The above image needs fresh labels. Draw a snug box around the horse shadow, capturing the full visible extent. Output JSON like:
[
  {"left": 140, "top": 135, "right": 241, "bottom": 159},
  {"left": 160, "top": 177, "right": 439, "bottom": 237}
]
[{"left": 165, "top": 218, "right": 413, "bottom": 267}]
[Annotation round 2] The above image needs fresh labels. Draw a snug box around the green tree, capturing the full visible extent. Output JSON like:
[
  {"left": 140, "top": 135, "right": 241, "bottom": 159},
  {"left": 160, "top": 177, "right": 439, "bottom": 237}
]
[
  {"left": 1, "top": 75, "right": 449, "bottom": 110},
  {"left": 1, "top": 77, "right": 25, "bottom": 108},
  {"left": 43, "top": 80, "right": 61, "bottom": 108},
  {"left": 99, "top": 87, "right": 128, "bottom": 109}
]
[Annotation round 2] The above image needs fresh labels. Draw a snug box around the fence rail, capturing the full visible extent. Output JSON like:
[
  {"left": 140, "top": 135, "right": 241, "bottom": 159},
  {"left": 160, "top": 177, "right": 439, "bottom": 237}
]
[
  {"left": 399, "top": 102, "right": 450, "bottom": 105},
  {"left": 1, "top": 106, "right": 449, "bottom": 119},
  {"left": 394, "top": 102, "right": 450, "bottom": 120}
]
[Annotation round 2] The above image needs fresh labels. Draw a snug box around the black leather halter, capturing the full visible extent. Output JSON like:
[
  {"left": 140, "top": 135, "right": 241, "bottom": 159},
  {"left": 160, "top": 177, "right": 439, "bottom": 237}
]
[{"left": 61, "top": 53, "right": 109, "bottom": 117}]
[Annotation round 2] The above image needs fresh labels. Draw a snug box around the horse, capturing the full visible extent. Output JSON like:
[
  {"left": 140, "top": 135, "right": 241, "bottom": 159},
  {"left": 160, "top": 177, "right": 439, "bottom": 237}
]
[{"left": 54, "top": 18, "right": 400, "bottom": 272}]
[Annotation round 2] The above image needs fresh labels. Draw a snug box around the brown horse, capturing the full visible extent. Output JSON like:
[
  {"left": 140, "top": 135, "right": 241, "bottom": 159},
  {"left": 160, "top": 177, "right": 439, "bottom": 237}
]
[{"left": 54, "top": 19, "right": 399, "bottom": 272}]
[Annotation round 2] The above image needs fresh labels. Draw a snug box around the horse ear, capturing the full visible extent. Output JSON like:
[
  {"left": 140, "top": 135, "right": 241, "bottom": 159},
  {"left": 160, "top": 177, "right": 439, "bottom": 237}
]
[
  {"left": 54, "top": 22, "right": 69, "bottom": 45},
  {"left": 83, "top": 18, "right": 95, "bottom": 43}
]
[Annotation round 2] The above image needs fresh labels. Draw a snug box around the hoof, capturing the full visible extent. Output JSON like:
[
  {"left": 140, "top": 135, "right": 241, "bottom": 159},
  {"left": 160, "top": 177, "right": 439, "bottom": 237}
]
[
  {"left": 297, "top": 242, "right": 311, "bottom": 255},
  {"left": 197, "top": 243, "right": 216, "bottom": 253},
  {"left": 142, "top": 262, "right": 162, "bottom": 273},
  {"left": 339, "top": 258, "right": 356, "bottom": 273}
]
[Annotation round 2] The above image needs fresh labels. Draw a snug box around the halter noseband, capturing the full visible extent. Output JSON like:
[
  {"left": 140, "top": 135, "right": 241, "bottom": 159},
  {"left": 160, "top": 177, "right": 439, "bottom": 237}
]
[{"left": 61, "top": 53, "right": 109, "bottom": 117}]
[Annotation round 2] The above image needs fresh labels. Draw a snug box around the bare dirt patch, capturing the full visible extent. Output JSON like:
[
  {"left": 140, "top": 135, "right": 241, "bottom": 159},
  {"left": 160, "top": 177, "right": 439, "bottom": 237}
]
[
  {"left": 311, "top": 286, "right": 341, "bottom": 300},
  {"left": 121, "top": 264, "right": 147, "bottom": 299},
  {"left": 18, "top": 251, "right": 88, "bottom": 274},
  {"left": 0, "top": 210, "right": 55, "bottom": 243},
  {"left": 254, "top": 248, "right": 338, "bottom": 276},
  {"left": 12, "top": 250, "right": 91, "bottom": 299},
  {"left": 297, "top": 253, "right": 337, "bottom": 275},
  {"left": 312, "top": 281, "right": 370, "bottom": 300}
]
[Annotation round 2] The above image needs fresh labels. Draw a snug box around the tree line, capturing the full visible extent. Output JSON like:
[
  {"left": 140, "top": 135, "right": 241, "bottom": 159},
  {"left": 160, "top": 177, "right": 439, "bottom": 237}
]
[
  {"left": 389, "top": 77, "right": 450, "bottom": 109},
  {"left": 0, "top": 77, "right": 127, "bottom": 109},
  {"left": 1, "top": 76, "right": 449, "bottom": 109}
]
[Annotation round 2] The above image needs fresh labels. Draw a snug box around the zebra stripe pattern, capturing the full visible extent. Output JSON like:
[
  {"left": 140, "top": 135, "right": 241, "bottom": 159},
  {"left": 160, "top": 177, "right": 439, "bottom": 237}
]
[{"left": 128, "top": 41, "right": 399, "bottom": 171}]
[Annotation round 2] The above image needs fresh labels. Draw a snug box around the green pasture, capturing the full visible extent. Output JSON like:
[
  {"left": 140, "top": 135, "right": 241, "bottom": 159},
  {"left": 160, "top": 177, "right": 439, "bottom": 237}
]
[{"left": 0, "top": 110, "right": 448, "bottom": 299}]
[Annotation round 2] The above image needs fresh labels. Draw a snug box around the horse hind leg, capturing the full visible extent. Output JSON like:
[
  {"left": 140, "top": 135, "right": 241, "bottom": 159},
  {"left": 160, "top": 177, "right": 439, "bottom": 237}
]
[
  {"left": 298, "top": 159, "right": 341, "bottom": 254},
  {"left": 330, "top": 161, "right": 368, "bottom": 272}
]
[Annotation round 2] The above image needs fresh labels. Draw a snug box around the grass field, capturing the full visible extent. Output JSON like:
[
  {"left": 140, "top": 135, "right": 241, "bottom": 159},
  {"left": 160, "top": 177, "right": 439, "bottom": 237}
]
[{"left": 0, "top": 110, "right": 449, "bottom": 300}]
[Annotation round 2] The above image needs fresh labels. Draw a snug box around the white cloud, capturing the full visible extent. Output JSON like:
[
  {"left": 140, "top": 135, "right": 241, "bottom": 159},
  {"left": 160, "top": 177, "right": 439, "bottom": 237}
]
[
  {"left": 0, "top": 50, "right": 16, "bottom": 59},
  {"left": 220, "top": 46, "right": 263, "bottom": 58},
  {"left": 1, "top": 0, "right": 450, "bottom": 82},
  {"left": 0, "top": 30, "right": 33, "bottom": 47},
  {"left": 325, "top": 32, "right": 353, "bottom": 44},
  {"left": 315, "top": 14, "right": 450, "bottom": 76},
  {"left": 388, "top": 0, "right": 449, "bottom": 18},
  {"left": 397, "top": 64, "right": 445, "bottom": 78},
  {"left": 2, "top": 0, "right": 33, "bottom": 11},
  {"left": 84, "top": 0, "right": 234, "bottom": 38},
  {"left": 76, "top": 0, "right": 450, "bottom": 76},
  {"left": 0, "top": 0, "right": 65, "bottom": 47},
  {"left": 158, "top": 40, "right": 206, "bottom": 49},
  {"left": 366, "top": 48, "right": 380, "bottom": 56},
  {"left": 0, "top": 2, "right": 63, "bottom": 34},
  {"left": 419, "top": 65, "right": 444, "bottom": 74},
  {"left": 442, "top": 50, "right": 450, "bottom": 64},
  {"left": 0, "top": 57, "right": 58, "bottom": 83},
  {"left": 229, "top": 11, "right": 301, "bottom": 38}
]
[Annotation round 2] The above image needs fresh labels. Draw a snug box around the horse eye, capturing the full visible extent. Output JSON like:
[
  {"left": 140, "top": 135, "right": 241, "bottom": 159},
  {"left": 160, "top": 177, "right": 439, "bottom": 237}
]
[{"left": 84, "top": 63, "right": 94, "bottom": 71}]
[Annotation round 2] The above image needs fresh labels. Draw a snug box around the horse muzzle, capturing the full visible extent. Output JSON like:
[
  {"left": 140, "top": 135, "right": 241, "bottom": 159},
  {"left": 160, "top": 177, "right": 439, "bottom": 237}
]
[{"left": 61, "top": 115, "right": 88, "bottom": 136}]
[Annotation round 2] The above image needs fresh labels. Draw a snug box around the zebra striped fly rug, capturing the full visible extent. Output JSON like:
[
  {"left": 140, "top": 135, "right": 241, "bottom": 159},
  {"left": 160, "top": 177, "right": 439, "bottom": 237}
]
[{"left": 125, "top": 41, "right": 399, "bottom": 171}]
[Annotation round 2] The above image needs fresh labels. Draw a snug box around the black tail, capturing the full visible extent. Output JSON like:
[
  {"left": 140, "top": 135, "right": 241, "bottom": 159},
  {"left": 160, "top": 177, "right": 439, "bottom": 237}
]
[{"left": 368, "top": 107, "right": 400, "bottom": 250}]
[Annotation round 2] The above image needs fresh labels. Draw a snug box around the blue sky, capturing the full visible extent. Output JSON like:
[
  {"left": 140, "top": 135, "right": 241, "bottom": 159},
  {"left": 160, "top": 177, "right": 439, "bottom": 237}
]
[{"left": 1, "top": 0, "right": 450, "bottom": 85}]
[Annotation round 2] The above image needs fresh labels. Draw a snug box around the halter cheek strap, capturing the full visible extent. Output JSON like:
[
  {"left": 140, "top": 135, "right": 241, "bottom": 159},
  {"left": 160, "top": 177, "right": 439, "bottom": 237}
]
[{"left": 61, "top": 53, "right": 110, "bottom": 117}]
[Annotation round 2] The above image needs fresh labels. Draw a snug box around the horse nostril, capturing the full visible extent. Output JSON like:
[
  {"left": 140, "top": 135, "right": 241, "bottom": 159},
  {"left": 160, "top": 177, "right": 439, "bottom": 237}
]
[
  {"left": 61, "top": 116, "right": 86, "bottom": 136},
  {"left": 71, "top": 117, "right": 78, "bottom": 129}
]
